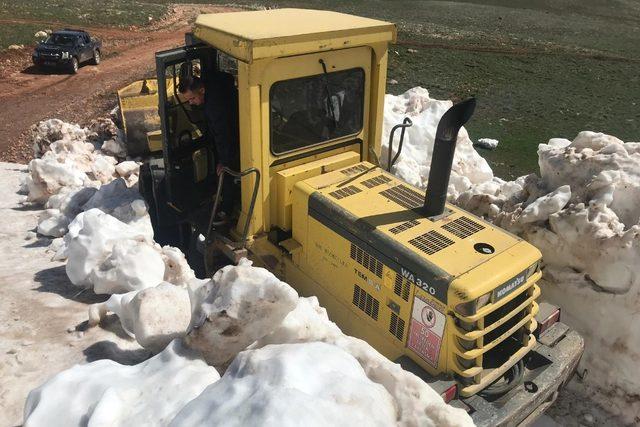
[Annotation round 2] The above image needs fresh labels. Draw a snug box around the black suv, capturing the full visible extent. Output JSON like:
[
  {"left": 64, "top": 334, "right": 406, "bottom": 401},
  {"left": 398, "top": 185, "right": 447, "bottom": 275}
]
[{"left": 32, "top": 29, "right": 102, "bottom": 74}]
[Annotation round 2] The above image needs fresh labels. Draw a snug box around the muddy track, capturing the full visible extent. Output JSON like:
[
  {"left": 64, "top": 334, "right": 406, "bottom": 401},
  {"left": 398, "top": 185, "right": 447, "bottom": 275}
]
[{"left": 0, "top": 5, "right": 238, "bottom": 163}]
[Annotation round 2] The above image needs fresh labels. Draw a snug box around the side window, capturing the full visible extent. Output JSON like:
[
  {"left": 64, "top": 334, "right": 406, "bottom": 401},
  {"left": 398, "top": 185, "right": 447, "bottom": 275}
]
[{"left": 269, "top": 68, "right": 364, "bottom": 155}]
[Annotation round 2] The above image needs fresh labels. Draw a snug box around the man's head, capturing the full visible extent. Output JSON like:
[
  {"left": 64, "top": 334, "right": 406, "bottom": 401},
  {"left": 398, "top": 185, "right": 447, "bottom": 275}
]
[{"left": 178, "top": 75, "right": 205, "bottom": 106}]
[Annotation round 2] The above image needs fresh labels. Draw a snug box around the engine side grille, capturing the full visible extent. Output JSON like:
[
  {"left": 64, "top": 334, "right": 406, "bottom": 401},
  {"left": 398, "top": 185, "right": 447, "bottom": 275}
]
[
  {"left": 361, "top": 174, "right": 392, "bottom": 189},
  {"left": 394, "top": 274, "right": 411, "bottom": 302},
  {"left": 329, "top": 185, "right": 361, "bottom": 200},
  {"left": 389, "top": 219, "right": 420, "bottom": 235},
  {"left": 340, "top": 164, "right": 368, "bottom": 176},
  {"left": 353, "top": 284, "right": 380, "bottom": 321},
  {"left": 389, "top": 312, "right": 405, "bottom": 341},
  {"left": 442, "top": 217, "right": 485, "bottom": 239},
  {"left": 379, "top": 184, "right": 424, "bottom": 210},
  {"left": 409, "top": 231, "right": 454, "bottom": 255},
  {"left": 350, "top": 243, "right": 383, "bottom": 278}
]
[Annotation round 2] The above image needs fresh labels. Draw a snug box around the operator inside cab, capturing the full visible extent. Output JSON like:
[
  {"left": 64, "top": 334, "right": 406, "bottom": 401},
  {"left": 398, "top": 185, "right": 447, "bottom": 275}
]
[{"left": 178, "top": 71, "right": 240, "bottom": 221}]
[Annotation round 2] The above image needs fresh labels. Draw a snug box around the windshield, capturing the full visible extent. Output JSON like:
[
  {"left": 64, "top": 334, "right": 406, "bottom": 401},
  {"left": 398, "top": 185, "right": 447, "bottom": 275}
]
[
  {"left": 44, "top": 34, "right": 76, "bottom": 46},
  {"left": 270, "top": 68, "right": 365, "bottom": 155}
]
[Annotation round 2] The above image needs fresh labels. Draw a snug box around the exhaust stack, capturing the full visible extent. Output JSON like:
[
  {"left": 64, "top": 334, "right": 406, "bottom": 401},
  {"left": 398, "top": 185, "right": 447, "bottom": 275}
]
[{"left": 423, "top": 98, "right": 476, "bottom": 218}]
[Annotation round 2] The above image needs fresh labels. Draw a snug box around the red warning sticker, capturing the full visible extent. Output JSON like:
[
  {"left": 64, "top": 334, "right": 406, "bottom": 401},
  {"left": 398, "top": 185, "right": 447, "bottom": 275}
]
[{"left": 407, "top": 296, "right": 446, "bottom": 368}]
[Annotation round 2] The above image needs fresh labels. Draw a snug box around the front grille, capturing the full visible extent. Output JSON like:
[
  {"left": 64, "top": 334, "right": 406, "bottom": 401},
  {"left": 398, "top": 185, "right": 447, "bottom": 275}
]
[
  {"left": 482, "top": 327, "right": 527, "bottom": 370},
  {"left": 350, "top": 243, "right": 383, "bottom": 278},
  {"left": 340, "top": 164, "right": 368, "bottom": 176},
  {"left": 485, "top": 289, "right": 529, "bottom": 327},
  {"left": 409, "top": 230, "right": 454, "bottom": 255},
  {"left": 394, "top": 273, "right": 411, "bottom": 301},
  {"left": 442, "top": 217, "right": 485, "bottom": 239},
  {"left": 329, "top": 185, "right": 361, "bottom": 200},
  {"left": 379, "top": 184, "right": 424, "bottom": 210},
  {"left": 361, "top": 174, "right": 392, "bottom": 188},
  {"left": 353, "top": 284, "right": 380, "bottom": 320},
  {"left": 389, "top": 312, "right": 405, "bottom": 341},
  {"left": 389, "top": 219, "right": 420, "bottom": 235}
]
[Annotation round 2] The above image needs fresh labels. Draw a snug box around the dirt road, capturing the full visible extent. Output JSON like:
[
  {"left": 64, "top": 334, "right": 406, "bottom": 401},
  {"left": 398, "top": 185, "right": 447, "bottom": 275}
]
[{"left": 0, "top": 5, "right": 236, "bottom": 163}]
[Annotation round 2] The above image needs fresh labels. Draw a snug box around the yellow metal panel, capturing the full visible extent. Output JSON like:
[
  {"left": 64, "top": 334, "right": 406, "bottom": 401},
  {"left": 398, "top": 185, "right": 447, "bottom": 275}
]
[
  {"left": 194, "top": 9, "right": 395, "bottom": 63},
  {"left": 146, "top": 130, "right": 162, "bottom": 153},
  {"left": 275, "top": 152, "right": 359, "bottom": 231}
]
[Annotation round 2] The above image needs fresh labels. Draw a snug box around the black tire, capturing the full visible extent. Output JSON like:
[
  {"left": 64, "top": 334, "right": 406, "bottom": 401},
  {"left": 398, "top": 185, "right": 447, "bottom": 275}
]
[
  {"left": 68, "top": 57, "right": 79, "bottom": 74},
  {"left": 90, "top": 49, "right": 100, "bottom": 65}
]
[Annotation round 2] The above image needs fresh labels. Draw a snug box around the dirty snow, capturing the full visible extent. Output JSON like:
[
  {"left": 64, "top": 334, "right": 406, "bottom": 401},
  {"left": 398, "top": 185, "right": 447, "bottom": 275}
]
[
  {"left": 384, "top": 88, "right": 639, "bottom": 423},
  {"left": 475, "top": 138, "right": 499, "bottom": 150}
]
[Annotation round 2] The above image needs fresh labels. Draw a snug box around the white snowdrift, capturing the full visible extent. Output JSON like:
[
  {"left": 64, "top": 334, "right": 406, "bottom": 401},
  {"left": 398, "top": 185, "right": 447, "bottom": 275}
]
[
  {"left": 185, "top": 258, "right": 299, "bottom": 366},
  {"left": 171, "top": 342, "right": 398, "bottom": 427},
  {"left": 383, "top": 88, "right": 640, "bottom": 421},
  {"left": 23, "top": 340, "right": 220, "bottom": 427},
  {"left": 381, "top": 87, "right": 493, "bottom": 198}
]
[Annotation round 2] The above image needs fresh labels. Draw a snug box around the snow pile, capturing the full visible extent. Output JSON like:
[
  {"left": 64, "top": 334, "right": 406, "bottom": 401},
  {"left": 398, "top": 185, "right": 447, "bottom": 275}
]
[
  {"left": 88, "top": 283, "right": 192, "bottom": 352},
  {"left": 185, "top": 259, "right": 299, "bottom": 366},
  {"left": 64, "top": 209, "right": 193, "bottom": 294},
  {"left": 24, "top": 118, "right": 133, "bottom": 206},
  {"left": 23, "top": 340, "right": 220, "bottom": 427},
  {"left": 25, "top": 261, "right": 473, "bottom": 426},
  {"left": 171, "top": 342, "right": 398, "bottom": 427},
  {"left": 382, "top": 87, "right": 493, "bottom": 198}
]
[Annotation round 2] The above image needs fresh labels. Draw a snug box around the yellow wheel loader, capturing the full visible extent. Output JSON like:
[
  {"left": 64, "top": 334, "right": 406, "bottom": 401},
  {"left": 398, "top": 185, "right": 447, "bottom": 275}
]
[{"left": 121, "top": 9, "right": 584, "bottom": 425}]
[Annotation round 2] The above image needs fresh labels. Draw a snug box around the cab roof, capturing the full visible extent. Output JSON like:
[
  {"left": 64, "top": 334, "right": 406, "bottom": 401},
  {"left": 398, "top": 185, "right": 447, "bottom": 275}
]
[{"left": 194, "top": 8, "right": 396, "bottom": 63}]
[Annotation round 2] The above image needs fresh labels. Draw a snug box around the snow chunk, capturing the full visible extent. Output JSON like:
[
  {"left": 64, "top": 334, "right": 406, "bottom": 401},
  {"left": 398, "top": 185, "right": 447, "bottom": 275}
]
[
  {"left": 23, "top": 340, "right": 219, "bottom": 427},
  {"left": 65, "top": 209, "right": 163, "bottom": 294},
  {"left": 475, "top": 138, "right": 499, "bottom": 150},
  {"left": 171, "top": 342, "right": 397, "bottom": 427},
  {"left": 184, "top": 259, "right": 299, "bottom": 366},
  {"left": 520, "top": 185, "right": 571, "bottom": 223},
  {"left": 89, "top": 283, "right": 192, "bottom": 352}
]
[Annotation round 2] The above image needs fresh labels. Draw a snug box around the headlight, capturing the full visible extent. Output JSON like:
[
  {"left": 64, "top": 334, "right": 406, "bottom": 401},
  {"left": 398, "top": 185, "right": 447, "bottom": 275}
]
[
  {"left": 455, "top": 292, "right": 491, "bottom": 316},
  {"left": 61, "top": 52, "right": 69, "bottom": 59},
  {"left": 526, "top": 261, "right": 540, "bottom": 279}
]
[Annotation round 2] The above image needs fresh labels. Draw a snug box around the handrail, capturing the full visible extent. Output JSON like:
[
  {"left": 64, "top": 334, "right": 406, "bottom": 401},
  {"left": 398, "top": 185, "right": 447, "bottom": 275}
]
[
  {"left": 386, "top": 117, "right": 413, "bottom": 172},
  {"left": 206, "top": 166, "right": 261, "bottom": 249}
]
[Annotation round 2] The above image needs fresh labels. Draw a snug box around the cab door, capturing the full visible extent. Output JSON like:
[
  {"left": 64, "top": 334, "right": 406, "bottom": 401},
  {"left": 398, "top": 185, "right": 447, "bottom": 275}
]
[{"left": 155, "top": 44, "right": 218, "bottom": 214}]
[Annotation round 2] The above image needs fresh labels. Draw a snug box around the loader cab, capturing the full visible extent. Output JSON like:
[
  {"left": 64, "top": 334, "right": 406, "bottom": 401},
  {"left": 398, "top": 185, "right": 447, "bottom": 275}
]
[{"left": 145, "top": 8, "right": 396, "bottom": 265}]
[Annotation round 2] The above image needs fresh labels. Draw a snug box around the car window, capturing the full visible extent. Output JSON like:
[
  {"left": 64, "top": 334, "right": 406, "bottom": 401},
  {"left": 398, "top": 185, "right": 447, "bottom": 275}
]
[{"left": 45, "top": 34, "right": 75, "bottom": 46}]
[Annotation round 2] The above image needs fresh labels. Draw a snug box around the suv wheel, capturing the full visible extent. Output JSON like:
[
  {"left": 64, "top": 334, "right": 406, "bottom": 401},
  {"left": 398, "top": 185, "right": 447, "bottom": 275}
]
[
  {"left": 90, "top": 50, "right": 100, "bottom": 65},
  {"left": 69, "top": 57, "right": 79, "bottom": 74}
]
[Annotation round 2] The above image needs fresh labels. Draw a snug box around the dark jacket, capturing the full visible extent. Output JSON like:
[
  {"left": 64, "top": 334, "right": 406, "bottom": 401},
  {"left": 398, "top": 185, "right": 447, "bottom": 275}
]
[{"left": 203, "top": 72, "right": 240, "bottom": 170}]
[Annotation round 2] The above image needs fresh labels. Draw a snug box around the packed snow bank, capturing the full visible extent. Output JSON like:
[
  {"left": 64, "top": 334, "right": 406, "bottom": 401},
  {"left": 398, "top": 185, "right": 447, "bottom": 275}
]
[
  {"left": 382, "top": 87, "right": 493, "bottom": 198},
  {"left": 475, "top": 138, "right": 499, "bottom": 150},
  {"left": 185, "top": 259, "right": 299, "bottom": 366},
  {"left": 23, "top": 340, "right": 220, "bottom": 427},
  {"left": 171, "top": 342, "right": 397, "bottom": 427},
  {"left": 383, "top": 88, "right": 640, "bottom": 421}
]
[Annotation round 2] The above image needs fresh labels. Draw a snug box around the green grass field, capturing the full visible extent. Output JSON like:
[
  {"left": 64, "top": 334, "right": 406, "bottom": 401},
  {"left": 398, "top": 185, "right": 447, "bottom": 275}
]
[{"left": 2, "top": 0, "right": 639, "bottom": 178}]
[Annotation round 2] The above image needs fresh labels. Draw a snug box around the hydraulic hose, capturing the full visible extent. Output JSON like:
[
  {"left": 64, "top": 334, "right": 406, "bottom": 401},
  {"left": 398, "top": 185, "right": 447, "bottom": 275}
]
[{"left": 478, "top": 359, "right": 525, "bottom": 398}]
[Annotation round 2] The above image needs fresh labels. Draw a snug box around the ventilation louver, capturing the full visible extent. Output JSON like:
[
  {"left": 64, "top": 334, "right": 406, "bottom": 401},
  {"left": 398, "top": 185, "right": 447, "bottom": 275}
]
[
  {"left": 394, "top": 274, "right": 411, "bottom": 302},
  {"left": 379, "top": 184, "right": 423, "bottom": 210},
  {"left": 361, "top": 175, "right": 392, "bottom": 189},
  {"left": 340, "top": 164, "right": 368, "bottom": 176},
  {"left": 353, "top": 284, "right": 380, "bottom": 320},
  {"left": 389, "top": 312, "right": 405, "bottom": 341},
  {"left": 409, "top": 230, "right": 454, "bottom": 255},
  {"left": 442, "top": 216, "right": 485, "bottom": 239},
  {"left": 350, "top": 243, "right": 383, "bottom": 278},
  {"left": 389, "top": 219, "right": 420, "bottom": 235},
  {"left": 329, "top": 185, "right": 361, "bottom": 200}
]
